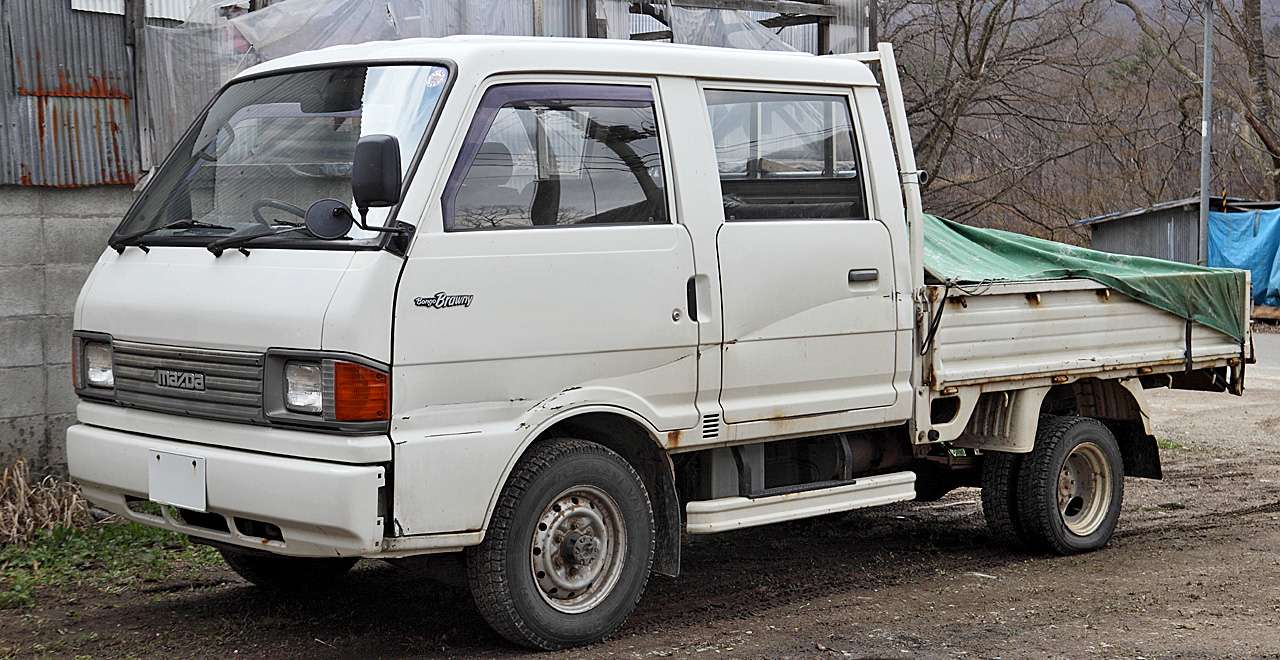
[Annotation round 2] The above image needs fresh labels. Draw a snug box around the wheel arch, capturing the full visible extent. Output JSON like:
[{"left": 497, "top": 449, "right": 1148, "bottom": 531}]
[
  {"left": 952, "top": 377, "right": 1161, "bottom": 480},
  {"left": 494, "top": 407, "right": 683, "bottom": 577},
  {"left": 1043, "top": 378, "right": 1161, "bottom": 479}
]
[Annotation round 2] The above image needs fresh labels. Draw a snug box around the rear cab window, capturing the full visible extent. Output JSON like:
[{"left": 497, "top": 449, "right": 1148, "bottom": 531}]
[{"left": 703, "top": 88, "right": 868, "bottom": 222}]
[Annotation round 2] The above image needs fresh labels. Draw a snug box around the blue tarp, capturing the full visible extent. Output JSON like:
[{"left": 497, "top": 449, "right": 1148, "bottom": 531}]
[{"left": 1208, "top": 208, "right": 1280, "bottom": 307}]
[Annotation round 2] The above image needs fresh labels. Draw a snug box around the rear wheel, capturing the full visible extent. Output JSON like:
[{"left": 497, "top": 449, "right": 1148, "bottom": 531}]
[
  {"left": 219, "top": 548, "right": 357, "bottom": 590},
  {"left": 981, "top": 450, "right": 1027, "bottom": 549},
  {"left": 466, "top": 438, "right": 654, "bottom": 650},
  {"left": 1017, "top": 415, "right": 1124, "bottom": 554}
]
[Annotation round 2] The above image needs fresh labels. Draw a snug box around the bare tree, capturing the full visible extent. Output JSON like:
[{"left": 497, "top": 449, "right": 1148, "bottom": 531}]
[
  {"left": 876, "top": 0, "right": 1276, "bottom": 242},
  {"left": 1114, "top": 0, "right": 1280, "bottom": 199},
  {"left": 879, "top": 0, "right": 1118, "bottom": 239}
]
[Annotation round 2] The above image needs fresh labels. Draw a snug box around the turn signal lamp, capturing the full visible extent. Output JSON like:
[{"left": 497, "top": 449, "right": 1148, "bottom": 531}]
[{"left": 330, "top": 361, "right": 390, "bottom": 422}]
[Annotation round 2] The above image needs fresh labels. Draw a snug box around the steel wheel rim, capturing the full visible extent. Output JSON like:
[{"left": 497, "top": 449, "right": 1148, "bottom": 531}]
[
  {"left": 529, "top": 484, "right": 627, "bottom": 614},
  {"left": 1057, "top": 441, "right": 1112, "bottom": 536}
]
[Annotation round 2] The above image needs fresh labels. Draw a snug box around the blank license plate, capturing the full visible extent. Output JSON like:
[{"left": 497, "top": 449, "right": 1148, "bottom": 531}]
[{"left": 148, "top": 449, "right": 207, "bottom": 512}]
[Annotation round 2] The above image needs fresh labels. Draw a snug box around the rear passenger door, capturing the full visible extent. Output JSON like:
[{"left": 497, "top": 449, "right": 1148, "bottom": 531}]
[{"left": 706, "top": 87, "right": 898, "bottom": 424}]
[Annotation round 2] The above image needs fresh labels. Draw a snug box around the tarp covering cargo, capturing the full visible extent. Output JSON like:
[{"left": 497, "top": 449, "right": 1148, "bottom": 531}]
[
  {"left": 1207, "top": 207, "right": 1280, "bottom": 309},
  {"left": 922, "top": 214, "right": 1248, "bottom": 343}
]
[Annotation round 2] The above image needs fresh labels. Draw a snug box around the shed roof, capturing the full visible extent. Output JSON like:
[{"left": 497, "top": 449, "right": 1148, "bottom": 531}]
[{"left": 1073, "top": 196, "right": 1280, "bottom": 228}]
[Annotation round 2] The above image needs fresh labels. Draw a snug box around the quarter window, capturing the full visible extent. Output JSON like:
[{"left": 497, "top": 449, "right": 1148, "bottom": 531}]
[
  {"left": 704, "top": 89, "right": 866, "bottom": 221},
  {"left": 443, "top": 84, "right": 668, "bottom": 230}
]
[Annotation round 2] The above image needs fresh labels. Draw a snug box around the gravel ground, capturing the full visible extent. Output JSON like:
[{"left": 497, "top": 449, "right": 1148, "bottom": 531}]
[{"left": 3, "top": 337, "right": 1279, "bottom": 660}]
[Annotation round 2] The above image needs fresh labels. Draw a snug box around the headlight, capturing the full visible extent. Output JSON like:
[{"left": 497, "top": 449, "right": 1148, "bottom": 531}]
[
  {"left": 284, "top": 362, "right": 323, "bottom": 413},
  {"left": 84, "top": 342, "right": 114, "bottom": 388},
  {"left": 265, "top": 350, "right": 390, "bottom": 430}
]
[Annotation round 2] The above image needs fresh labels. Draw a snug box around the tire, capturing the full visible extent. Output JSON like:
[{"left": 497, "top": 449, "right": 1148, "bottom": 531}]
[
  {"left": 219, "top": 548, "right": 358, "bottom": 590},
  {"left": 1016, "top": 415, "right": 1124, "bottom": 555},
  {"left": 466, "top": 438, "right": 654, "bottom": 650},
  {"left": 981, "top": 450, "right": 1027, "bottom": 549}
]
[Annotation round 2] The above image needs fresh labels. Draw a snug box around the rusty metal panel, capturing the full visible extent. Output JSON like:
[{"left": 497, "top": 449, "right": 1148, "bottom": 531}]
[
  {"left": 7, "top": 0, "right": 133, "bottom": 98},
  {"left": 1, "top": 0, "right": 139, "bottom": 185},
  {"left": 11, "top": 96, "right": 138, "bottom": 186}
]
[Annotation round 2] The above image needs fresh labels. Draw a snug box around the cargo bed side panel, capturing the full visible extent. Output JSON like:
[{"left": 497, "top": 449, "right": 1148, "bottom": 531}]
[{"left": 929, "top": 280, "right": 1244, "bottom": 388}]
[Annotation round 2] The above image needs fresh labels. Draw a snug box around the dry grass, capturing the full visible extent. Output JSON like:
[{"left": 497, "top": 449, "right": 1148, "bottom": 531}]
[{"left": 0, "top": 459, "right": 92, "bottom": 545}]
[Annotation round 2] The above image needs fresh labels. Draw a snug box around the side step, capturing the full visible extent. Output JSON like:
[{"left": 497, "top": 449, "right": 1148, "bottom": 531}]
[{"left": 685, "top": 471, "right": 916, "bottom": 535}]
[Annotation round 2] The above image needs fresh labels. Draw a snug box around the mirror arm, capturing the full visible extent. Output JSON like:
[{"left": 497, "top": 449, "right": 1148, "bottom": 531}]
[{"left": 355, "top": 206, "right": 410, "bottom": 235}]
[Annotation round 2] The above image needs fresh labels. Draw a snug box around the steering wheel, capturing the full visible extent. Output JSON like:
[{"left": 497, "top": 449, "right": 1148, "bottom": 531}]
[{"left": 251, "top": 198, "right": 307, "bottom": 228}]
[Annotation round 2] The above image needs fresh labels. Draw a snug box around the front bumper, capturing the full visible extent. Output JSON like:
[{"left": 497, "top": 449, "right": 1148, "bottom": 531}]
[{"left": 67, "top": 423, "right": 385, "bottom": 557}]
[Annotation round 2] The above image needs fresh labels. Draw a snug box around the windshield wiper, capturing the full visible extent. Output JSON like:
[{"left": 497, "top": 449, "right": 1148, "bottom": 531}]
[
  {"left": 207, "top": 225, "right": 311, "bottom": 257},
  {"left": 110, "top": 219, "right": 236, "bottom": 253}
]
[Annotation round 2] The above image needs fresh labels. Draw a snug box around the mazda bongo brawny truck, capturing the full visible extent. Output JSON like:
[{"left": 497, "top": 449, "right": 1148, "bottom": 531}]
[{"left": 67, "top": 37, "right": 1252, "bottom": 649}]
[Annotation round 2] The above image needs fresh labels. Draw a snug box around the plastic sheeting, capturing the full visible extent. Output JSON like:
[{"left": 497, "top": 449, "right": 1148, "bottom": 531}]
[
  {"left": 924, "top": 214, "right": 1248, "bottom": 343},
  {"left": 229, "top": 0, "right": 402, "bottom": 58},
  {"left": 140, "top": 0, "right": 818, "bottom": 167},
  {"left": 667, "top": 7, "right": 797, "bottom": 51},
  {"left": 1208, "top": 207, "right": 1280, "bottom": 308},
  {"left": 144, "top": 23, "right": 244, "bottom": 166},
  {"left": 143, "top": 0, "right": 575, "bottom": 163}
]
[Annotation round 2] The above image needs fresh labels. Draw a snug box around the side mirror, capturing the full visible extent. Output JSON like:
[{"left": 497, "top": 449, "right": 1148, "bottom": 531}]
[
  {"left": 352, "top": 134, "right": 402, "bottom": 210},
  {"left": 304, "top": 199, "right": 355, "bottom": 240}
]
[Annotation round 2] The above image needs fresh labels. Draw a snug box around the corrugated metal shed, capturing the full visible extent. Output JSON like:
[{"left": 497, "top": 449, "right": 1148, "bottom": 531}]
[
  {"left": 1, "top": 0, "right": 139, "bottom": 185},
  {"left": 1073, "top": 197, "right": 1280, "bottom": 264},
  {"left": 1078, "top": 199, "right": 1201, "bottom": 263}
]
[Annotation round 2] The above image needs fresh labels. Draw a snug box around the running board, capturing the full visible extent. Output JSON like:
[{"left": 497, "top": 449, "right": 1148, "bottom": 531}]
[{"left": 684, "top": 471, "right": 916, "bottom": 535}]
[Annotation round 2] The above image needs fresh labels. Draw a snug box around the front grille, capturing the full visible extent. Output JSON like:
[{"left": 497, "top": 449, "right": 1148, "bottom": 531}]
[{"left": 112, "top": 341, "right": 264, "bottom": 423}]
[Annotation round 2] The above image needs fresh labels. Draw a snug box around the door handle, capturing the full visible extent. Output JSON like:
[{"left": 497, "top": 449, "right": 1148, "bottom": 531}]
[
  {"left": 848, "top": 269, "right": 879, "bottom": 283},
  {"left": 686, "top": 276, "right": 699, "bottom": 322}
]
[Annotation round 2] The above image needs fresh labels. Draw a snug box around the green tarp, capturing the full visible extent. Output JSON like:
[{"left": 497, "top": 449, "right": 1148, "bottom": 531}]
[{"left": 922, "top": 214, "right": 1248, "bottom": 343}]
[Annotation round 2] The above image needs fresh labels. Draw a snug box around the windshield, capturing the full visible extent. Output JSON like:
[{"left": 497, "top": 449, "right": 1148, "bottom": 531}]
[{"left": 114, "top": 64, "right": 450, "bottom": 248}]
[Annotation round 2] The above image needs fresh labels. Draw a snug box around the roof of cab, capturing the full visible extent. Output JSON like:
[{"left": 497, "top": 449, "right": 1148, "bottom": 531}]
[{"left": 235, "top": 35, "right": 878, "bottom": 88}]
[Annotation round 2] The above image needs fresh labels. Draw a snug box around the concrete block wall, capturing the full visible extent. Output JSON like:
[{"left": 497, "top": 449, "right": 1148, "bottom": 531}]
[{"left": 0, "top": 185, "right": 137, "bottom": 475}]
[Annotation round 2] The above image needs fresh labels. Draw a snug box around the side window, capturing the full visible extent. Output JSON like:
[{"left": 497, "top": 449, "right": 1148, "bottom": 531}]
[
  {"left": 703, "top": 89, "right": 866, "bottom": 221},
  {"left": 443, "top": 83, "right": 668, "bottom": 230}
]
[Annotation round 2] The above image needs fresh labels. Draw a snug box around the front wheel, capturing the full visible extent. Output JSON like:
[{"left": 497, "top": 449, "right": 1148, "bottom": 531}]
[
  {"left": 1017, "top": 415, "right": 1124, "bottom": 554},
  {"left": 466, "top": 438, "right": 654, "bottom": 650}
]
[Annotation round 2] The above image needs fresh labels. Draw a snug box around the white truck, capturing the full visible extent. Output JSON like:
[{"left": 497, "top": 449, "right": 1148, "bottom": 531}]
[{"left": 67, "top": 37, "right": 1251, "bottom": 649}]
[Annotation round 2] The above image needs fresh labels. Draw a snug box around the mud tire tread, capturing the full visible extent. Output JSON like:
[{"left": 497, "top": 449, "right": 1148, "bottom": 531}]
[
  {"left": 981, "top": 449, "right": 1026, "bottom": 549},
  {"left": 1016, "top": 415, "right": 1124, "bottom": 555}
]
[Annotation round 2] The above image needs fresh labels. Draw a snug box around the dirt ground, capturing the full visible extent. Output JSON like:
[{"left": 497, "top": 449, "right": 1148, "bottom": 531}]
[{"left": 4, "top": 337, "right": 1280, "bottom": 660}]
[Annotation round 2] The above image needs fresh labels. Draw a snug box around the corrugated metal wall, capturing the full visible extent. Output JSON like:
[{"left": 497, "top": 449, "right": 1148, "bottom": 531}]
[
  {"left": 70, "top": 0, "right": 198, "bottom": 22},
  {"left": 1089, "top": 207, "right": 1199, "bottom": 264},
  {"left": 1, "top": 0, "right": 139, "bottom": 186},
  {"left": 1, "top": 0, "right": 869, "bottom": 187}
]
